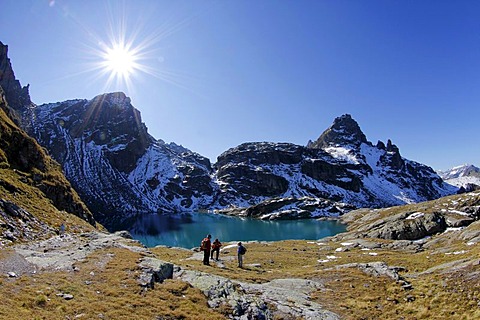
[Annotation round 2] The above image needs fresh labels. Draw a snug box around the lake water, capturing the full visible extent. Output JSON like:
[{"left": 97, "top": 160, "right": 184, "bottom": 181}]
[{"left": 111, "top": 212, "right": 346, "bottom": 249}]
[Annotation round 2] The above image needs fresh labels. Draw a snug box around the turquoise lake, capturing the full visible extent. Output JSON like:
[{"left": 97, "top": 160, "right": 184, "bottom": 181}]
[{"left": 112, "top": 212, "right": 347, "bottom": 249}]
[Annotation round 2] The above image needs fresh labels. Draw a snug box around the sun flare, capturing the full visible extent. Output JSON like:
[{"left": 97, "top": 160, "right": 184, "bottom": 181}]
[
  {"left": 83, "top": 5, "right": 192, "bottom": 94},
  {"left": 101, "top": 42, "right": 138, "bottom": 78}
]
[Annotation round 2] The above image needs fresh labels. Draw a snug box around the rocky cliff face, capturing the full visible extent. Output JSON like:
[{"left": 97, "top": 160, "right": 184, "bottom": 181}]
[
  {"left": 307, "top": 114, "right": 368, "bottom": 149},
  {"left": 0, "top": 41, "right": 95, "bottom": 229},
  {"left": 23, "top": 92, "right": 216, "bottom": 224}
]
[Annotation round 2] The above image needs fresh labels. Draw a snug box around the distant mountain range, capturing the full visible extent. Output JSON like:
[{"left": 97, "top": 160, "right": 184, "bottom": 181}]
[
  {"left": 0, "top": 40, "right": 463, "bottom": 226},
  {"left": 438, "top": 164, "right": 480, "bottom": 192}
]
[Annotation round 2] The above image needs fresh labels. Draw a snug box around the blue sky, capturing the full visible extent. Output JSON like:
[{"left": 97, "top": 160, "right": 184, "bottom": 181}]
[{"left": 1, "top": 0, "right": 479, "bottom": 170}]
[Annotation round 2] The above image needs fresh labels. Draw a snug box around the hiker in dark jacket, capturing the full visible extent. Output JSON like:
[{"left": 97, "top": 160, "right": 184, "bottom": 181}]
[
  {"left": 210, "top": 238, "right": 222, "bottom": 261},
  {"left": 200, "top": 234, "right": 212, "bottom": 265},
  {"left": 237, "top": 242, "right": 246, "bottom": 268}
]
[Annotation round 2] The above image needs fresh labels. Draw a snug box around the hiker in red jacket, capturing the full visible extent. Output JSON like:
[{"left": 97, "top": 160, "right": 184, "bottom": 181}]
[
  {"left": 200, "top": 234, "right": 212, "bottom": 265},
  {"left": 210, "top": 238, "right": 222, "bottom": 261}
]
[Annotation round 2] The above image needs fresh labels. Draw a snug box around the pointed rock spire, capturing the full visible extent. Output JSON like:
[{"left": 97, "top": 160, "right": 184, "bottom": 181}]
[
  {"left": 308, "top": 114, "right": 368, "bottom": 149},
  {"left": 0, "top": 41, "right": 33, "bottom": 114}
]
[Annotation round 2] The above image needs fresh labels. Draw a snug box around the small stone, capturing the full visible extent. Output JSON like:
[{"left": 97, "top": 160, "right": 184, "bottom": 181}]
[
  {"left": 64, "top": 294, "right": 74, "bottom": 300},
  {"left": 402, "top": 283, "right": 413, "bottom": 290},
  {"left": 7, "top": 272, "right": 17, "bottom": 278}
]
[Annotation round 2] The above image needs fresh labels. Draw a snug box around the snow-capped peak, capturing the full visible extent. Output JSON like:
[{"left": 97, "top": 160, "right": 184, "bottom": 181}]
[{"left": 437, "top": 164, "right": 480, "bottom": 189}]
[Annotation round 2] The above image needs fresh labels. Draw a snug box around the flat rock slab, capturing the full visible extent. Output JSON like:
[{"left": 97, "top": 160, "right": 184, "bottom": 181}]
[
  {"left": 175, "top": 268, "right": 340, "bottom": 320},
  {"left": 12, "top": 232, "right": 147, "bottom": 271},
  {"left": 0, "top": 250, "right": 37, "bottom": 277}
]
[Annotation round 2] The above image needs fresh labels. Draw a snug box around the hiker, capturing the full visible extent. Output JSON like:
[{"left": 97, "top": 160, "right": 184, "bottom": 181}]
[
  {"left": 59, "top": 223, "right": 66, "bottom": 237},
  {"left": 200, "top": 234, "right": 212, "bottom": 265},
  {"left": 237, "top": 242, "right": 246, "bottom": 268},
  {"left": 210, "top": 238, "right": 222, "bottom": 261}
]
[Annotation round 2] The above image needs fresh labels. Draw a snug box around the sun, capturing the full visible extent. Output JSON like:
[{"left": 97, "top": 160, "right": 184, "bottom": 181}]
[
  {"left": 81, "top": 3, "right": 193, "bottom": 94},
  {"left": 101, "top": 41, "right": 139, "bottom": 79}
]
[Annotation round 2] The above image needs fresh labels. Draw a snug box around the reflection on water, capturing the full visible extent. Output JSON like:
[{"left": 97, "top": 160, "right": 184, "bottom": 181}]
[{"left": 109, "top": 212, "right": 346, "bottom": 249}]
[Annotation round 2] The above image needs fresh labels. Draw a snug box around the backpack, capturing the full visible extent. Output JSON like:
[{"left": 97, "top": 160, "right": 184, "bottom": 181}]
[
  {"left": 200, "top": 238, "right": 209, "bottom": 251},
  {"left": 239, "top": 245, "right": 246, "bottom": 255}
]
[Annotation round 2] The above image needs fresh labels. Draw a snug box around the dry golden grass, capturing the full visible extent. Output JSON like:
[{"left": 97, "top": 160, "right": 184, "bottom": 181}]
[
  {"left": 152, "top": 233, "right": 480, "bottom": 319},
  {"left": 152, "top": 240, "right": 329, "bottom": 283},
  {"left": 314, "top": 241, "right": 480, "bottom": 319},
  {"left": 0, "top": 247, "right": 226, "bottom": 320},
  {"left": 2, "top": 233, "right": 480, "bottom": 319}
]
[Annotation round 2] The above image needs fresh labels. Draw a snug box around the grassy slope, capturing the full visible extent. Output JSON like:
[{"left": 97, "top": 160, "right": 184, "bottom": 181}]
[{"left": 0, "top": 92, "right": 99, "bottom": 244}]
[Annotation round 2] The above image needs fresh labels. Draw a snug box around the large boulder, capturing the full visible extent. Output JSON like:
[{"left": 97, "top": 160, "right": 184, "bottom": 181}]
[
  {"left": 137, "top": 257, "right": 174, "bottom": 289},
  {"left": 358, "top": 211, "right": 447, "bottom": 240}
]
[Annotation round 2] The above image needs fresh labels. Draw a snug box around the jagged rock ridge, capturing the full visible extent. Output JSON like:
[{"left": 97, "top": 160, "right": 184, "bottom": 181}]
[
  {"left": 307, "top": 114, "right": 368, "bottom": 149},
  {"left": 24, "top": 99, "right": 457, "bottom": 222},
  {"left": 0, "top": 43, "right": 34, "bottom": 124}
]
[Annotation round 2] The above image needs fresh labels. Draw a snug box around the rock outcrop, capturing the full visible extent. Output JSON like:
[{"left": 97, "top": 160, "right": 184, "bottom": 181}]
[
  {"left": 176, "top": 268, "right": 340, "bottom": 320},
  {"left": 338, "top": 191, "right": 480, "bottom": 242},
  {"left": 307, "top": 114, "right": 368, "bottom": 149},
  {"left": 0, "top": 199, "right": 52, "bottom": 242},
  {"left": 137, "top": 257, "right": 174, "bottom": 289},
  {"left": 357, "top": 211, "right": 447, "bottom": 240},
  {"left": 0, "top": 42, "right": 34, "bottom": 124}
]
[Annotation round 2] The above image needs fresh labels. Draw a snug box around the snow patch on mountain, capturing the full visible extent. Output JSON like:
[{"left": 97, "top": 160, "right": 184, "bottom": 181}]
[{"left": 324, "top": 146, "right": 360, "bottom": 164}]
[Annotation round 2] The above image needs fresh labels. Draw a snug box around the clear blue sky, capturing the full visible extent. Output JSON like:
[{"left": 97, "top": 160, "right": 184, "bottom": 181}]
[{"left": 1, "top": 0, "right": 479, "bottom": 171}]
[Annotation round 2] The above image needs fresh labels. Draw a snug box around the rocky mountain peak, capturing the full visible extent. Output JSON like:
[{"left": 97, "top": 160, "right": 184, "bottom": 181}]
[
  {"left": 92, "top": 91, "right": 131, "bottom": 109},
  {"left": 438, "top": 164, "right": 480, "bottom": 180},
  {"left": 26, "top": 91, "right": 152, "bottom": 176},
  {"left": 308, "top": 114, "right": 368, "bottom": 149}
]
